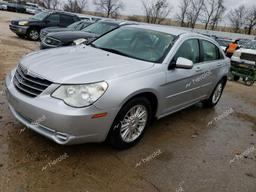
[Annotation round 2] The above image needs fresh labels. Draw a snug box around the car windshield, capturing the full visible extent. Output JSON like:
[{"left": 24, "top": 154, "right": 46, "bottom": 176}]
[
  {"left": 243, "top": 41, "right": 256, "bottom": 50},
  {"left": 82, "top": 22, "right": 118, "bottom": 35},
  {"left": 92, "top": 27, "right": 176, "bottom": 63},
  {"left": 31, "top": 11, "right": 49, "bottom": 21},
  {"left": 67, "top": 21, "right": 82, "bottom": 30}
]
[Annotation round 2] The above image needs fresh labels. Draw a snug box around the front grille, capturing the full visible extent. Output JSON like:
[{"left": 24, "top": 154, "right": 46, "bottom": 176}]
[
  {"left": 240, "top": 53, "right": 256, "bottom": 62},
  {"left": 13, "top": 65, "right": 52, "bottom": 97}
]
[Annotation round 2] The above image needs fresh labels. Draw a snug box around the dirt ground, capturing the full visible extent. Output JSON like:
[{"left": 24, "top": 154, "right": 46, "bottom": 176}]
[{"left": 0, "top": 11, "right": 256, "bottom": 192}]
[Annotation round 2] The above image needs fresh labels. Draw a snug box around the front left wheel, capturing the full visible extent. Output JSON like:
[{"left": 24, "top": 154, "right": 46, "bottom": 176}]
[
  {"left": 108, "top": 97, "right": 152, "bottom": 150},
  {"left": 27, "top": 28, "right": 40, "bottom": 41}
]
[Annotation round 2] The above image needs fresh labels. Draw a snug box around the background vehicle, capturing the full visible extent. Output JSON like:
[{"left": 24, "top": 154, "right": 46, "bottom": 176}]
[
  {"left": 237, "top": 38, "right": 252, "bottom": 48},
  {"left": 5, "top": 25, "right": 229, "bottom": 149},
  {"left": 7, "top": 2, "right": 27, "bottom": 13},
  {"left": 9, "top": 11, "right": 80, "bottom": 40},
  {"left": 216, "top": 38, "right": 232, "bottom": 51},
  {"left": 230, "top": 40, "right": 256, "bottom": 86},
  {"left": 25, "top": 3, "right": 45, "bottom": 15},
  {"left": 0, "top": 1, "right": 7, "bottom": 10},
  {"left": 40, "top": 20, "right": 132, "bottom": 49},
  {"left": 76, "top": 14, "right": 102, "bottom": 22},
  {"left": 40, "top": 20, "right": 94, "bottom": 41}
]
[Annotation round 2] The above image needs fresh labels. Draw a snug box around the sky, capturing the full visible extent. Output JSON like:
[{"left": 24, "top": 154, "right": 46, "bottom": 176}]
[{"left": 88, "top": 0, "right": 256, "bottom": 19}]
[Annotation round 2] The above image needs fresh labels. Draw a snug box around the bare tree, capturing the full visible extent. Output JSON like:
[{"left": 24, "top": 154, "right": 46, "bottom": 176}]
[
  {"left": 176, "top": 0, "right": 190, "bottom": 27},
  {"left": 244, "top": 6, "right": 256, "bottom": 35},
  {"left": 63, "top": 0, "right": 87, "bottom": 13},
  {"left": 210, "top": 0, "right": 225, "bottom": 30},
  {"left": 93, "top": 0, "right": 124, "bottom": 18},
  {"left": 228, "top": 5, "right": 246, "bottom": 33},
  {"left": 186, "top": 0, "right": 204, "bottom": 28},
  {"left": 201, "top": 0, "right": 225, "bottom": 30},
  {"left": 40, "top": 0, "right": 59, "bottom": 9},
  {"left": 201, "top": 0, "right": 216, "bottom": 29},
  {"left": 141, "top": 0, "right": 172, "bottom": 24}
]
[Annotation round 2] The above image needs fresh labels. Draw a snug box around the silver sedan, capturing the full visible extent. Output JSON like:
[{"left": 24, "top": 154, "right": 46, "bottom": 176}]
[{"left": 5, "top": 25, "right": 230, "bottom": 149}]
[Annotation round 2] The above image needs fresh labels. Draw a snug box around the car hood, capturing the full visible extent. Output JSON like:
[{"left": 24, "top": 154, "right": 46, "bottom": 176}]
[
  {"left": 49, "top": 31, "right": 99, "bottom": 43},
  {"left": 11, "top": 18, "right": 40, "bottom": 25},
  {"left": 235, "top": 48, "right": 256, "bottom": 54},
  {"left": 44, "top": 27, "right": 73, "bottom": 34},
  {"left": 20, "top": 46, "right": 154, "bottom": 84}
]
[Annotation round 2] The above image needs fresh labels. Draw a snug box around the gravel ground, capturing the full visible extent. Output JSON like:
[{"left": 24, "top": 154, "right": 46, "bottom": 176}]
[{"left": 0, "top": 11, "right": 256, "bottom": 192}]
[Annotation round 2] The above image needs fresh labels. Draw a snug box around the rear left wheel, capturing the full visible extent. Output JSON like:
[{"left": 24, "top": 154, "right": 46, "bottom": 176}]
[
  {"left": 203, "top": 80, "right": 225, "bottom": 108},
  {"left": 108, "top": 97, "right": 152, "bottom": 150}
]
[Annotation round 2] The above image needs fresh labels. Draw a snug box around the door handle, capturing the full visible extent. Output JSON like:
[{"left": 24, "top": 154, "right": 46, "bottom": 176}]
[{"left": 195, "top": 67, "right": 202, "bottom": 72}]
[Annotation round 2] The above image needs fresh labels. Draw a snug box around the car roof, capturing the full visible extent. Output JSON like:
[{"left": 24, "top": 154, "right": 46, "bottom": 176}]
[
  {"left": 122, "top": 24, "right": 195, "bottom": 36},
  {"left": 99, "top": 19, "right": 136, "bottom": 26},
  {"left": 46, "top": 10, "right": 78, "bottom": 17}
]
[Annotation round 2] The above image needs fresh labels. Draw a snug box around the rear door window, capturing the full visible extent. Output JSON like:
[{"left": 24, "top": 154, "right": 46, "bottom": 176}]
[
  {"left": 201, "top": 40, "right": 220, "bottom": 61},
  {"left": 46, "top": 14, "right": 60, "bottom": 26}
]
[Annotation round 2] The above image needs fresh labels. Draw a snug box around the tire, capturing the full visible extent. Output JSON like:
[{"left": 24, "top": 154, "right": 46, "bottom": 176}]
[
  {"left": 227, "top": 72, "right": 233, "bottom": 81},
  {"left": 108, "top": 97, "right": 152, "bottom": 150},
  {"left": 203, "top": 80, "right": 225, "bottom": 108},
  {"left": 17, "top": 34, "right": 25, "bottom": 39},
  {"left": 233, "top": 75, "right": 240, "bottom": 81},
  {"left": 27, "top": 28, "right": 40, "bottom": 41},
  {"left": 244, "top": 79, "right": 255, "bottom": 86}
]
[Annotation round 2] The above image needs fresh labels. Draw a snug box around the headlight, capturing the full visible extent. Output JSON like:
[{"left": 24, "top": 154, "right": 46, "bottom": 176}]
[
  {"left": 45, "top": 37, "right": 61, "bottom": 46},
  {"left": 18, "top": 21, "right": 29, "bottom": 26},
  {"left": 233, "top": 51, "right": 241, "bottom": 58},
  {"left": 52, "top": 82, "right": 108, "bottom": 108},
  {"left": 73, "top": 38, "right": 88, "bottom": 45}
]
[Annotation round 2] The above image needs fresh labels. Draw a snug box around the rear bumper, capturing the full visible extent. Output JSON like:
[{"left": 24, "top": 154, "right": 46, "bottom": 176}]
[
  {"left": 9, "top": 24, "right": 28, "bottom": 35},
  {"left": 5, "top": 71, "right": 118, "bottom": 145}
]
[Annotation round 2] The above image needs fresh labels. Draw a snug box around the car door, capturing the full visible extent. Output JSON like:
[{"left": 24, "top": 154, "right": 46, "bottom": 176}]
[
  {"left": 199, "top": 39, "right": 224, "bottom": 95},
  {"left": 45, "top": 13, "right": 60, "bottom": 27},
  {"left": 162, "top": 38, "right": 212, "bottom": 114}
]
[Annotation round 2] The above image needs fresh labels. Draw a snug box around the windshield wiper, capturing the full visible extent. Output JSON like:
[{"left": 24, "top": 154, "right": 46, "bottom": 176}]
[
  {"left": 90, "top": 43, "right": 98, "bottom": 48},
  {"left": 98, "top": 47, "right": 130, "bottom": 57}
]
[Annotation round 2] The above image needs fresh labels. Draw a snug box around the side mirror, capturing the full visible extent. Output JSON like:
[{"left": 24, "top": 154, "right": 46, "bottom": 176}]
[
  {"left": 73, "top": 38, "right": 88, "bottom": 45},
  {"left": 175, "top": 57, "right": 193, "bottom": 69}
]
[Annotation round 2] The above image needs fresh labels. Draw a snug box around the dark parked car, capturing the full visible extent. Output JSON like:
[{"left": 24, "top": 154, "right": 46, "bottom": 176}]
[
  {"left": 7, "top": 2, "right": 27, "bottom": 13},
  {"left": 40, "top": 20, "right": 133, "bottom": 49},
  {"left": 9, "top": 11, "right": 80, "bottom": 40},
  {"left": 40, "top": 20, "right": 94, "bottom": 41}
]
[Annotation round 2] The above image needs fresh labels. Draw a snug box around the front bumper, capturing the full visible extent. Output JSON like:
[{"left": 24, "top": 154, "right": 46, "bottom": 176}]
[
  {"left": 9, "top": 24, "right": 28, "bottom": 35},
  {"left": 40, "top": 38, "right": 62, "bottom": 49},
  {"left": 5, "top": 71, "right": 118, "bottom": 145},
  {"left": 231, "top": 56, "right": 256, "bottom": 66},
  {"left": 40, "top": 41, "right": 58, "bottom": 49}
]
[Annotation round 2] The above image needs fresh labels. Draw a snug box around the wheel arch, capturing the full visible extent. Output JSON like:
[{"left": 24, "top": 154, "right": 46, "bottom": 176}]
[{"left": 119, "top": 90, "right": 159, "bottom": 119}]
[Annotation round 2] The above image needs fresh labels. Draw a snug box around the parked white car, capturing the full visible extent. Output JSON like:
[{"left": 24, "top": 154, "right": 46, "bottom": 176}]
[
  {"left": 231, "top": 40, "right": 256, "bottom": 66},
  {"left": 5, "top": 25, "right": 230, "bottom": 149},
  {"left": 0, "top": 3, "right": 7, "bottom": 10}
]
